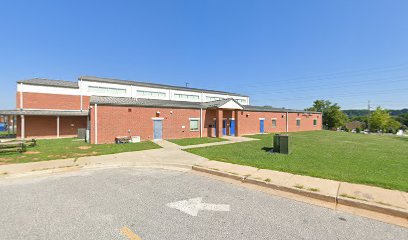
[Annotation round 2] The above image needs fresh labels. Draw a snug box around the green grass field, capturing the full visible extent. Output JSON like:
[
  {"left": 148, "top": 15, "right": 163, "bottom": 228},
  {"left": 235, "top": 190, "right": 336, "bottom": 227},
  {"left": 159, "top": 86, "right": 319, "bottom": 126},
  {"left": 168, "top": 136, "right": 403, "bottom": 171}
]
[
  {"left": 186, "top": 131, "right": 408, "bottom": 192},
  {"left": 0, "top": 138, "right": 161, "bottom": 164},
  {"left": 168, "top": 137, "right": 228, "bottom": 146}
]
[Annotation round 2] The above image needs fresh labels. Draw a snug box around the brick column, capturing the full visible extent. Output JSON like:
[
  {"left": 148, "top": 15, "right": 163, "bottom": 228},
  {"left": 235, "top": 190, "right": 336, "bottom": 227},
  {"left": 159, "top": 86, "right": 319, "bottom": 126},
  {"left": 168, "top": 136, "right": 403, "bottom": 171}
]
[
  {"left": 234, "top": 110, "right": 240, "bottom": 136},
  {"left": 226, "top": 119, "right": 231, "bottom": 136},
  {"left": 216, "top": 109, "right": 223, "bottom": 137}
]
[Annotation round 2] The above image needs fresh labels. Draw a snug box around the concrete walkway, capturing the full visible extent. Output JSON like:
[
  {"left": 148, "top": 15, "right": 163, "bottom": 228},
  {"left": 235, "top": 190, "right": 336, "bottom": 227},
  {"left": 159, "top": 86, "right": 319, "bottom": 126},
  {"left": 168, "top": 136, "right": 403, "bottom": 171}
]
[
  {"left": 181, "top": 136, "right": 258, "bottom": 149},
  {"left": 0, "top": 137, "right": 255, "bottom": 176},
  {"left": 193, "top": 160, "right": 408, "bottom": 224},
  {"left": 0, "top": 141, "right": 208, "bottom": 176}
]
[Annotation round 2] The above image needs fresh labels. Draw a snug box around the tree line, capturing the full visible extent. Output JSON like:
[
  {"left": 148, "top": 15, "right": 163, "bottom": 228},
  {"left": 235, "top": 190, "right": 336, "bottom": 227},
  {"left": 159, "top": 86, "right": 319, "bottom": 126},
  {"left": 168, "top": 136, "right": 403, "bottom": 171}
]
[{"left": 305, "top": 100, "right": 407, "bottom": 133}]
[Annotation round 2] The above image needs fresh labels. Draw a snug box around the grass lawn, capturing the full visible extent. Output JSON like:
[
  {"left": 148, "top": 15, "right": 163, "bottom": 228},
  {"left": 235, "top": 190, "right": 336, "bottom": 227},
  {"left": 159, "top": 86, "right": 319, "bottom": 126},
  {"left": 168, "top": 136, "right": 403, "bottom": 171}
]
[
  {"left": 185, "top": 131, "right": 408, "bottom": 192},
  {"left": 168, "top": 137, "right": 228, "bottom": 146},
  {"left": 0, "top": 131, "right": 8, "bottom": 136},
  {"left": 0, "top": 138, "right": 161, "bottom": 164}
]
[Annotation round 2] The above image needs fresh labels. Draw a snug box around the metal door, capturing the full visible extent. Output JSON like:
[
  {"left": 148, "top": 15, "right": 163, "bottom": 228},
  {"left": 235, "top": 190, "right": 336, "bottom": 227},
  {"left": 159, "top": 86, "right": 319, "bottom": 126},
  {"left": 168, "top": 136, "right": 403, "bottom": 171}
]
[
  {"left": 260, "top": 119, "right": 264, "bottom": 133},
  {"left": 230, "top": 120, "right": 235, "bottom": 136},
  {"left": 153, "top": 120, "right": 163, "bottom": 140},
  {"left": 222, "top": 120, "right": 227, "bottom": 136}
]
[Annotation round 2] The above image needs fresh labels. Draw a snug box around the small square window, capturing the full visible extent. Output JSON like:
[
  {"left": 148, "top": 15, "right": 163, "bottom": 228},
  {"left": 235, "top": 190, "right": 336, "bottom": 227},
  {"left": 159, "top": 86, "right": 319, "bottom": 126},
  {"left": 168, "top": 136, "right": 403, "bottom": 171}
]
[
  {"left": 296, "top": 119, "right": 301, "bottom": 127},
  {"left": 190, "top": 119, "right": 199, "bottom": 131},
  {"left": 272, "top": 119, "right": 277, "bottom": 127},
  {"left": 313, "top": 119, "right": 317, "bottom": 126}
]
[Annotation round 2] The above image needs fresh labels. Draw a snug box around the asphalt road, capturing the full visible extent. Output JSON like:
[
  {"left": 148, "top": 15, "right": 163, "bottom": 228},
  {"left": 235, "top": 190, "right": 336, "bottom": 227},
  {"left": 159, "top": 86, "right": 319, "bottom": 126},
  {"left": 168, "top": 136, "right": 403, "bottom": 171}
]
[{"left": 0, "top": 168, "right": 406, "bottom": 240}]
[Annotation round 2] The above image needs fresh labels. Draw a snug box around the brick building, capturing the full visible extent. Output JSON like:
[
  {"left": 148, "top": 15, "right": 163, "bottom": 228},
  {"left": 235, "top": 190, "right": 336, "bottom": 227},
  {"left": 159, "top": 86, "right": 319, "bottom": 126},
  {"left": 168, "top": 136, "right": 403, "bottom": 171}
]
[{"left": 0, "top": 76, "right": 322, "bottom": 143}]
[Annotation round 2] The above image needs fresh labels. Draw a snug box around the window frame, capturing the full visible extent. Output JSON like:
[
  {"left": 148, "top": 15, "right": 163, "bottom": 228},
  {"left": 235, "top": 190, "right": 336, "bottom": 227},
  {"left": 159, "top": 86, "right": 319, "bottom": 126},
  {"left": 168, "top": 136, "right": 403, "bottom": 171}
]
[
  {"left": 137, "top": 90, "right": 166, "bottom": 98},
  {"left": 313, "top": 118, "right": 317, "bottom": 126},
  {"left": 189, "top": 118, "right": 200, "bottom": 132},
  {"left": 272, "top": 118, "right": 277, "bottom": 128},
  {"left": 88, "top": 86, "right": 127, "bottom": 95},
  {"left": 296, "top": 118, "right": 301, "bottom": 127}
]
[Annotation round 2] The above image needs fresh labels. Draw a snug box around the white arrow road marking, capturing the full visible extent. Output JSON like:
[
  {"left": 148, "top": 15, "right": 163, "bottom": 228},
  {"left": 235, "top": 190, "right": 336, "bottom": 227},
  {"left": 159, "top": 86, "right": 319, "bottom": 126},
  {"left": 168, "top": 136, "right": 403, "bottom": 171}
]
[{"left": 166, "top": 197, "right": 230, "bottom": 216}]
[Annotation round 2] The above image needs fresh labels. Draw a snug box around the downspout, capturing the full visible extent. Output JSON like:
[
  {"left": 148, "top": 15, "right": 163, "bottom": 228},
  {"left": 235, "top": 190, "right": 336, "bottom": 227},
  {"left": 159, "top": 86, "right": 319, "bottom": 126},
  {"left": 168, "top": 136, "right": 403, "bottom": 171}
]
[
  {"left": 94, "top": 104, "right": 98, "bottom": 144},
  {"left": 80, "top": 77, "right": 83, "bottom": 111},
  {"left": 286, "top": 111, "right": 289, "bottom": 132},
  {"left": 200, "top": 108, "right": 203, "bottom": 138}
]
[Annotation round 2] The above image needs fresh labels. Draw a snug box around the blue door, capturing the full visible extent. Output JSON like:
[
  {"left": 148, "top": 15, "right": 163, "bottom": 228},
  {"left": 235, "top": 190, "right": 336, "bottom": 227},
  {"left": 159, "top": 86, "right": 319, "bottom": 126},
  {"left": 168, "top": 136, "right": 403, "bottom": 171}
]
[
  {"left": 153, "top": 120, "right": 163, "bottom": 140},
  {"left": 213, "top": 120, "right": 217, "bottom": 136},
  {"left": 230, "top": 120, "right": 235, "bottom": 136},
  {"left": 222, "top": 120, "right": 227, "bottom": 136},
  {"left": 260, "top": 119, "right": 264, "bottom": 133}
]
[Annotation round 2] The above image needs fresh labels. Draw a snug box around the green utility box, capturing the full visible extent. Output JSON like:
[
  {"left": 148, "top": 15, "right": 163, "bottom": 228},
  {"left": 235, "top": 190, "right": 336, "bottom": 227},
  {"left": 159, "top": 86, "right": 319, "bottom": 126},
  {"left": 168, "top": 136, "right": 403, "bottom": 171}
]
[
  {"left": 273, "top": 134, "right": 280, "bottom": 153},
  {"left": 273, "top": 134, "right": 291, "bottom": 154}
]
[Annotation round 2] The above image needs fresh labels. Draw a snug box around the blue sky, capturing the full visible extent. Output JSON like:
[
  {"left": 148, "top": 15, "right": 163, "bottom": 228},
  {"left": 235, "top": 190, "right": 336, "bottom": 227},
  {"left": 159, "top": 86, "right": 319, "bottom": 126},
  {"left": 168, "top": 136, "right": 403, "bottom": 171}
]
[{"left": 1, "top": 0, "right": 407, "bottom": 110}]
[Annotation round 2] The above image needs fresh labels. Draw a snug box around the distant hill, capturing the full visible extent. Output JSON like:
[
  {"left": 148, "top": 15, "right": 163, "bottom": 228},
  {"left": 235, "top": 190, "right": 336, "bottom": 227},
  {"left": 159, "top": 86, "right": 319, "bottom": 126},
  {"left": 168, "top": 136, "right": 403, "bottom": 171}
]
[{"left": 343, "top": 109, "right": 408, "bottom": 118}]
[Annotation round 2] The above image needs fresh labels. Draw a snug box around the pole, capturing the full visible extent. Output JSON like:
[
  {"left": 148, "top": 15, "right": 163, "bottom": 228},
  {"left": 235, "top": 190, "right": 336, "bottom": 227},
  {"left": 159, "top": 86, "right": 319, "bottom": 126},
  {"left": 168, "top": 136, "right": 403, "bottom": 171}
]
[{"left": 367, "top": 100, "right": 371, "bottom": 132}]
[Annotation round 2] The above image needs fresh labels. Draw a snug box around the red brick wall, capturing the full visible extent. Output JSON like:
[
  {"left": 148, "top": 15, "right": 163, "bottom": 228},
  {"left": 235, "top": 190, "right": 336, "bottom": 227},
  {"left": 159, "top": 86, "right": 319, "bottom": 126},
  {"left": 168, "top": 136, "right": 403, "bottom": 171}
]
[
  {"left": 238, "top": 111, "right": 288, "bottom": 135},
  {"left": 16, "top": 116, "right": 87, "bottom": 138},
  {"left": 59, "top": 116, "right": 87, "bottom": 136},
  {"left": 287, "top": 112, "right": 322, "bottom": 132},
  {"left": 89, "top": 105, "right": 323, "bottom": 144},
  {"left": 91, "top": 105, "right": 213, "bottom": 144},
  {"left": 16, "top": 92, "right": 90, "bottom": 110},
  {"left": 228, "top": 110, "right": 322, "bottom": 135}
]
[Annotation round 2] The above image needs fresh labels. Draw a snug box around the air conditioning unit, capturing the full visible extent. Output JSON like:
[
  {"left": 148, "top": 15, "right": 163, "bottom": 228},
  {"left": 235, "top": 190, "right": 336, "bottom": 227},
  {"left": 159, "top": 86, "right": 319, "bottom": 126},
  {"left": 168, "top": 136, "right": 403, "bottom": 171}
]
[{"left": 131, "top": 136, "right": 141, "bottom": 143}]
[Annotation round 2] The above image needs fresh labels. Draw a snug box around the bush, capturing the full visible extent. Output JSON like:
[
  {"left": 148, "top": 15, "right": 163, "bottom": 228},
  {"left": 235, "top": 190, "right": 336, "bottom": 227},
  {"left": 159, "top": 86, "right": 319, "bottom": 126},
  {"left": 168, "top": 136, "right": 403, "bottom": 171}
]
[{"left": 356, "top": 127, "right": 361, "bottom": 133}]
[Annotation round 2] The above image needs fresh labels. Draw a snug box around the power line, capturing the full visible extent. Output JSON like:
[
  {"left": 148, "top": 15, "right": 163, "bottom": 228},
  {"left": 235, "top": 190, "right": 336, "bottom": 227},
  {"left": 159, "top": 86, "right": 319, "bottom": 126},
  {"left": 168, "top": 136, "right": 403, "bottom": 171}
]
[
  {"left": 226, "top": 63, "right": 408, "bottom": 90},
  {"left": 243, "top": 75, "right": 408, "bottom": 95},
  {"left": 257, "top": 87, "right": 408, "bottom": 102}
]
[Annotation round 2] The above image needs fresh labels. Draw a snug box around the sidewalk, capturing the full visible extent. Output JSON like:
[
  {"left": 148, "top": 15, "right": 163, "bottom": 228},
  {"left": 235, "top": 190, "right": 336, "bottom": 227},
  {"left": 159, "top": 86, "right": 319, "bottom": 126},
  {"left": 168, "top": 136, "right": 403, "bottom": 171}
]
[
  {"left": 193, "top": 160, "right": 408, "bottom": 222},
  {"left": 0, "top": 143, "right": 208, "bottom": 177},
  {"left": 157, "top": 136, "right": 258, "bottom": 150}
]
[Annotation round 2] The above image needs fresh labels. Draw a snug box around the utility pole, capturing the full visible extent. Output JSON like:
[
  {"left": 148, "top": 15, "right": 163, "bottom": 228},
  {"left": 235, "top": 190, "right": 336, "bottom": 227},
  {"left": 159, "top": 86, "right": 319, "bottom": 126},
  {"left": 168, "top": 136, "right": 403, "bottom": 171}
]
[{"left": 367, "top": 100, "right": 371, "bottom": 132}]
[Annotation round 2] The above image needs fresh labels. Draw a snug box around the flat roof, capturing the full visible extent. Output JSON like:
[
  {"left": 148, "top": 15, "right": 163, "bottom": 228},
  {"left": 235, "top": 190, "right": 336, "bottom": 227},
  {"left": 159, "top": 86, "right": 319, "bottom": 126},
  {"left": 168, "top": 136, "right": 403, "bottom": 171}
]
[{"left": 80, "top": 76, "right": 249, "bottom": 97}]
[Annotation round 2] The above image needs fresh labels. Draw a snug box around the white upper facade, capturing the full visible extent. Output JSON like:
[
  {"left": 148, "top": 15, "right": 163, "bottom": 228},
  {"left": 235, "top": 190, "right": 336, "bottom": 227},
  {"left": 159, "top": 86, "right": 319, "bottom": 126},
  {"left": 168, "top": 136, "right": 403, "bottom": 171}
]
[{"left": 17, "top": 77, "right": 250, "bottom": 105}]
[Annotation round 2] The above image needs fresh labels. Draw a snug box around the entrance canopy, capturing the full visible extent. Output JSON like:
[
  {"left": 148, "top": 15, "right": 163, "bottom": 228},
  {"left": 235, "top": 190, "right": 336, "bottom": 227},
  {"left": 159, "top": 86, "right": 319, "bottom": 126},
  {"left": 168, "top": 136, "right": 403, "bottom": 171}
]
[{"left": 203, "top": 98, "right": 243, "bottom": 110}]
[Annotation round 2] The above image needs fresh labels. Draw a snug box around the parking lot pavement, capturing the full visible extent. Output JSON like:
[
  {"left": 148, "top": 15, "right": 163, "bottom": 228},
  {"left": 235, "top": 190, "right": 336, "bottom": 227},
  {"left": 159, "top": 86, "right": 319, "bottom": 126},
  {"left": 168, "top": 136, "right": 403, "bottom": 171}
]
[{"left": 0, "top": 168, "right": 407, "bottom": 240}]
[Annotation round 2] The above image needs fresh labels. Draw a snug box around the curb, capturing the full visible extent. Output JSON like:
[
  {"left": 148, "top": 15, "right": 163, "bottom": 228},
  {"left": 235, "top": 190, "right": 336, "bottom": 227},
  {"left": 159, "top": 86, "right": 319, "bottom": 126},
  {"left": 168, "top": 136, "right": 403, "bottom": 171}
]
[
  {"left": 192, "top": 165, "right": 408, "bottom": 220},
  {"left": 337, "top": 197, "right": 408, "bottom": 219},
  {"left": 0, "top": 162, "right": 195, "bottom": 179}
]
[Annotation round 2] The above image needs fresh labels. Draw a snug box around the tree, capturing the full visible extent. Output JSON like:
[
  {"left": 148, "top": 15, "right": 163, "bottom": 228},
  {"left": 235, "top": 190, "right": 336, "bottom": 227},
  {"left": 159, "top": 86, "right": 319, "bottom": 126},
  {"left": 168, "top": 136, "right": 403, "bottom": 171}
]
[
  {"left": 369, "top": 107, "right": 401, "bottom": 133},
  {"left": 306, "top": 100, "right": 348, "bottom": 129},
  {"left": 395, "top": 113, "right": 408, "bottom": 126},
  {"left": 305, "top": 100, "right": 332, "bottom": 112}
]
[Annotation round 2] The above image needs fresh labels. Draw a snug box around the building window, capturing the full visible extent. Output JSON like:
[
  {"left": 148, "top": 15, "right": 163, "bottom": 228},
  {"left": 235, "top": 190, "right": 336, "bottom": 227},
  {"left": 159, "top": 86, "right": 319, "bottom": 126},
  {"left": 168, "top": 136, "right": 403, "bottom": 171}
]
[
  {"left": 235, "top": 99, "right": 246, "bottom": 104},
  {"left": 137, "top": 90, "right": 166, "bottom": 98},
  {"left": 296, "top": 118, "right": 301, "bottom": 127},
  {"left": 272, "top": 119, "right": 277, "bottom": 127},
  {"left": 190, "top": 119, "right": 199, "bottom": 131},
  {"left": 313, "top": 119, "right": 317, "bottom": 126},
  {"left": 88, "top": 86, "right": 126, "bottom": 95},
  {"left": 174, "top": 93, "right": 199, "bottom": 100},
  {"left": 206, "top": 96, "right": 224, "bottom": 102}
]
